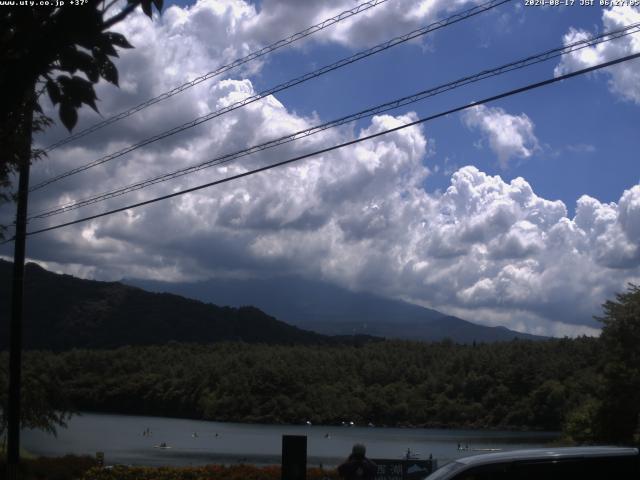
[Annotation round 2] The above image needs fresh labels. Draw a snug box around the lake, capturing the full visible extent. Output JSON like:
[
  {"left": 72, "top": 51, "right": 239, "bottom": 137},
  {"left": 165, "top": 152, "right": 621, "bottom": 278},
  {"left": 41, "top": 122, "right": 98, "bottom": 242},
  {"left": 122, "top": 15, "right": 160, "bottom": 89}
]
[{"left": 22, "top": 413, "right": 559, "bottom": 467}]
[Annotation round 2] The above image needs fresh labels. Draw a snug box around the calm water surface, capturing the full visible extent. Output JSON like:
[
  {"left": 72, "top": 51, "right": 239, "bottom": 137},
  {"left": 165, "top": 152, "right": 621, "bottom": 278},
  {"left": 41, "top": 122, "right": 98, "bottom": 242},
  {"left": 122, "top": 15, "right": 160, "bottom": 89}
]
[{"left": 22, "top": 413, "right": 559, "bottom": 467}]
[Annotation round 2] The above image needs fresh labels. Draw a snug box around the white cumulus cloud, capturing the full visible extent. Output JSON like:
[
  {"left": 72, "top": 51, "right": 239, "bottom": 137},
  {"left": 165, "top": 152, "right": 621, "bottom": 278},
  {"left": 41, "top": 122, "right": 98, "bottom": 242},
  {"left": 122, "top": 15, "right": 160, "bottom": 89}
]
[
  {"left": 554, "top": 6, "right": 640, "bottom": 104},
  {"left": 462, "top": 105, "right": 539, "bottom": 168},
  {"left": 246, "top": 0, "right": 492, "bottom": 49}
]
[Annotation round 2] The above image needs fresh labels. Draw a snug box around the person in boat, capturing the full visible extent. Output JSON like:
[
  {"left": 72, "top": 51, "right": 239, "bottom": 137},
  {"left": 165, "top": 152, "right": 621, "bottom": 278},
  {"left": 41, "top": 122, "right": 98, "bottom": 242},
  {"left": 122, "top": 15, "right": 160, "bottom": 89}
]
[
  {"left": 338, "top": 444, "right": 377, "bottom": 480},
  {"left": 160, "top": 442, "right": 167, "bottom": 448}
]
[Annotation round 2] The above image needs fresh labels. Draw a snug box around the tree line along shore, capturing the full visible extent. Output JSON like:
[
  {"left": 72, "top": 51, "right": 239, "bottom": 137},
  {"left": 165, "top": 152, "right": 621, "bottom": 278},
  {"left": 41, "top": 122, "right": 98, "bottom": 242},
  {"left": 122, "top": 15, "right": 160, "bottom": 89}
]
[{"left": 0, "top": 337, "right": 624, "bottom": 438}]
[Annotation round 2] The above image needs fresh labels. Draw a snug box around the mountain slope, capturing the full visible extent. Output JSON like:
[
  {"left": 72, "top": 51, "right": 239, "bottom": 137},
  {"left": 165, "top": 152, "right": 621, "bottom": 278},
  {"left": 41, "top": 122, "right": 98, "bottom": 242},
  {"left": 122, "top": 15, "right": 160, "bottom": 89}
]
[
  {"left": 126, "top": 275, "right": 546, "bottom": 343},
  {"left": 0, "top": 260, "right": 336, "bottom": 350}
]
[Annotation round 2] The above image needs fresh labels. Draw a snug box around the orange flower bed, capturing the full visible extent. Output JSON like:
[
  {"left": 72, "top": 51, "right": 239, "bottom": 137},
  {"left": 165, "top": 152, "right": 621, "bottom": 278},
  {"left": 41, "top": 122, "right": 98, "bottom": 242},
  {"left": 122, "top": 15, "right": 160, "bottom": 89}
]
[{"left": 81, "top": 464, "right": 340, "bottom": 480}]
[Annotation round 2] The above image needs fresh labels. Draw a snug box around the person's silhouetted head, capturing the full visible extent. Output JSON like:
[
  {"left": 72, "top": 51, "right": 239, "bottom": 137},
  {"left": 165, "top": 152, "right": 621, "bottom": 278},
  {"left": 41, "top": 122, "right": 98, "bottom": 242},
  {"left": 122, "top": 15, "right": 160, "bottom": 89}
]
[
  {"left": 351, "top": 443, "right": 366, "bottom": 460},
  {"left": 339, "top": 443, "right": 376, "bottom": 480}
]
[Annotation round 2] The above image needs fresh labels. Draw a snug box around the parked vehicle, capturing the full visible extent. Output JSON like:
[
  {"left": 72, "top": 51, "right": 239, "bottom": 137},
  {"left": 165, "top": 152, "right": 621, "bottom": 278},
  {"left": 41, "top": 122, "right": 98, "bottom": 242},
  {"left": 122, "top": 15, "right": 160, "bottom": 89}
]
[{"left": 424, "top": 446, "right": 639, "bottom": 480}]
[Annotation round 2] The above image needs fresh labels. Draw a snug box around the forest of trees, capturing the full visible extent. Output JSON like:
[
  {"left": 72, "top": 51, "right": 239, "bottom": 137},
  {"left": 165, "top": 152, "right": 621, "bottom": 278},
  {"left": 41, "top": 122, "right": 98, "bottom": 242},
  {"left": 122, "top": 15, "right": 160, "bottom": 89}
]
[{"left": 2, "top": 338, "right": 603, "bottom": 433}]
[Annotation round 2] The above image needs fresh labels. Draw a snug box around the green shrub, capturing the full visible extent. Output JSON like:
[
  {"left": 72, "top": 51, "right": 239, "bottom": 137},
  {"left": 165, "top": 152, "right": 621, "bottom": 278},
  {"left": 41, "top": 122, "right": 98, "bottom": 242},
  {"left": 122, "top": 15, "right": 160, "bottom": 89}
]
[{"left": 0, "top": 455, "right": 98, "bottom": 480}]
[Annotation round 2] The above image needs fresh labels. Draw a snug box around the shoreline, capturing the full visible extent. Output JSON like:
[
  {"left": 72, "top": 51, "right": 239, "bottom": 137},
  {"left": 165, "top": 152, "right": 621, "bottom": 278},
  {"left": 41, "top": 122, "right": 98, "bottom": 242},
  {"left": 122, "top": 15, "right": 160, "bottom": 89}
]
[{"left": 65, "top": 410, "right": 562, "bottom": 435}]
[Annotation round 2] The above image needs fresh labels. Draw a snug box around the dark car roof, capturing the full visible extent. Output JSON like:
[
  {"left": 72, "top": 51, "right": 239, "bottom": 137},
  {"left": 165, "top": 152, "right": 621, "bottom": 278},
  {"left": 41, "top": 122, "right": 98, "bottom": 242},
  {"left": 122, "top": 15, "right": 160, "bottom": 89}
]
[
  {"left": 426, "top": 447, "right": 639, "bottom": 480},
  {"left": 455, "top": 447, "right": 639, "bottom": 467}
]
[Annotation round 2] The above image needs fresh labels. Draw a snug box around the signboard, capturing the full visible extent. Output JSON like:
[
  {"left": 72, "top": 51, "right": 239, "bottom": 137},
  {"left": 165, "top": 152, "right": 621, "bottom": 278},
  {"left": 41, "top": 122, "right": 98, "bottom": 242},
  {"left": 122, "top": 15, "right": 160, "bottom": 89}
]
[
  {"left": 374, "top": 459, "right": 404, "bottom": 480},
  {"left": 372, "top": 459, "right": 437, "bottom": 480}
]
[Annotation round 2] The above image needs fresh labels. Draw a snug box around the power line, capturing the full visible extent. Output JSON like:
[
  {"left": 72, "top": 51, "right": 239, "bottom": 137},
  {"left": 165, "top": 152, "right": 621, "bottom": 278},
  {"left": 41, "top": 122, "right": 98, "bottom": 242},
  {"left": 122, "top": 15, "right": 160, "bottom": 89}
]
[
  {"left": 33, "top": 0, "right": 510, "bottom": 190},
  {"left": 28, "top": 21, "right": 640, "bottom": 220},
  {"left": 14, "top": 51, "right": 640, "bottom": 240},
  {"left": 42, "top": 0, "right": 392, "bottom": 152},
  {"left": 30, "top": 0, "right": 512, "bottom": 192}
]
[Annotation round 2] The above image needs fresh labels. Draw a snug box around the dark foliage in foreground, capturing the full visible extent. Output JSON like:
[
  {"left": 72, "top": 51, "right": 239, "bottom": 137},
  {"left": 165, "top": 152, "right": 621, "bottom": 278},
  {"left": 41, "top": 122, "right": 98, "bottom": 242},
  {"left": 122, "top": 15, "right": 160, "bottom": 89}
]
[
  {"left": 0, "top": 0, "right": 163, "bottom": 239},
  {"left": 0, "top": 462, "right": 337, "bottom": 480},
  {"left": 0, "top": 455, "right": 97, "bottom": 480},
  {"left": 594, "top": 284, "right": 640, "bottom": 443}
]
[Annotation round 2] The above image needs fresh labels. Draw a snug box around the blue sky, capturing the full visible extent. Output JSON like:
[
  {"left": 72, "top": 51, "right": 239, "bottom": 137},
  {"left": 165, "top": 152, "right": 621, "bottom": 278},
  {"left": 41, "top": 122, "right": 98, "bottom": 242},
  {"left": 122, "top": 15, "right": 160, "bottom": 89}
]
[
  {"left": 247, "top": 2, "right": 636, "bottom": 211},
  {"left": 3, "top": 0, "right": 639, "bottom": 337}
]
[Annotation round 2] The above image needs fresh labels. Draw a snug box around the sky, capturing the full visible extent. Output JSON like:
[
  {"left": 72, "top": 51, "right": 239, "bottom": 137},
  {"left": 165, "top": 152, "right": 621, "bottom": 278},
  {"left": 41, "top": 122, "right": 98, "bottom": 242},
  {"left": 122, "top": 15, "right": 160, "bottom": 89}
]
[{"left": 2, "top": 0, "right": 640, "bottom": 337}]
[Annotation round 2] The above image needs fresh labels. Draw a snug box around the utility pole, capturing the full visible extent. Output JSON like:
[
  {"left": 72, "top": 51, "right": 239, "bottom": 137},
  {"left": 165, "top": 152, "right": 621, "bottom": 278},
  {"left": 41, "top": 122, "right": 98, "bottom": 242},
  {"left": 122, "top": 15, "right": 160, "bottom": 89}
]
[{"left": 6, "top": 89, "right": 34, "bottom": 480}]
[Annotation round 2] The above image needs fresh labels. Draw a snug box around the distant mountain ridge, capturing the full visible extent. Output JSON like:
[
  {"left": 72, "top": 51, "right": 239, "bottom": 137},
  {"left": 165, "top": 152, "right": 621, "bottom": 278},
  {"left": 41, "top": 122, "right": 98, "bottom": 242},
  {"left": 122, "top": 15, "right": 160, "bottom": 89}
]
[
  {"left": 0, "top": 260, "right": 544, "bottom": 349},
  {"left": 0, "top": 260, "right": 348, "bottom": 350},
  {"left": 126, "top": 275, "right": 546, "bottom": 343}
]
